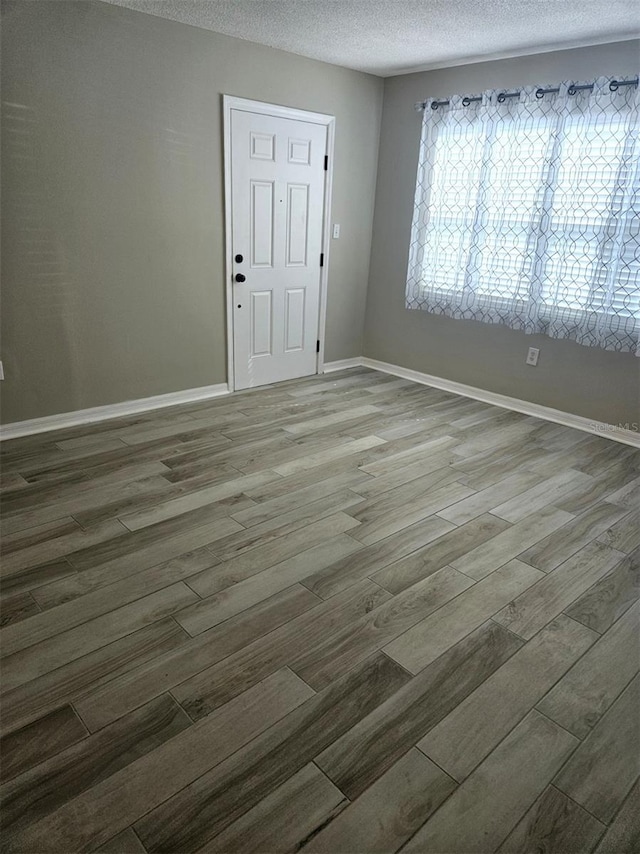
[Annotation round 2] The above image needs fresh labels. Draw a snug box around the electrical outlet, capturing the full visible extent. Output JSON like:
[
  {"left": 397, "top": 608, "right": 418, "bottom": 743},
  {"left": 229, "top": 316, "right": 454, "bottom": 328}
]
[
  {"left": 332, "top": 224, "right": 340, "bottom": 239},
  {"left": 526, "top": 347, "right": 540, "bottom": 366}
]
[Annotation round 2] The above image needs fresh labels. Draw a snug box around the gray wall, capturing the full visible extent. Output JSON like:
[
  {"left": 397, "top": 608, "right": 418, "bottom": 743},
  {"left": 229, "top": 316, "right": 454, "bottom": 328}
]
[
  {"left": 0, "top": 0, "right": 383, "bottom": 423},
  {"left": 364, "top": 41, "right": 640, "bottom": 425}
]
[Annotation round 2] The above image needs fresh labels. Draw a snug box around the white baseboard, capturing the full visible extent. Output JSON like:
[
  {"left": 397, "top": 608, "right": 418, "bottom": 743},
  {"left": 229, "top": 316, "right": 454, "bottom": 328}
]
[
  {"left": 0, "top": 383, "right": 230, "bottom": 441},
  {"left": 322, "top": 358, "right": 364, "bottom": 373},
  {"left": 2, "top": 359, "right": 637, "bottom": 448},
  {"left": 359, "top": 357, "right": 640, "bottom": 448},
  {"left": 327, "top": 355, "right": 639, "bottom": 448}
]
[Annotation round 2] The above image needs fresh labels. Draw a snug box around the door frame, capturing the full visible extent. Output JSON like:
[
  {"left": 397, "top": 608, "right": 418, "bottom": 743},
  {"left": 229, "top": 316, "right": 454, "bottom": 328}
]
[{"left": 222, "top": 95, "right": 336, "bottom": 392}]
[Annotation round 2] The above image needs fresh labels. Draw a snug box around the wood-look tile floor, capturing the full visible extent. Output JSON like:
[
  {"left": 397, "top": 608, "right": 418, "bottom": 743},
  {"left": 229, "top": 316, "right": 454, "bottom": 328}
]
[{"left": 1, "top": 367, "right": 639, "bottom": 854}]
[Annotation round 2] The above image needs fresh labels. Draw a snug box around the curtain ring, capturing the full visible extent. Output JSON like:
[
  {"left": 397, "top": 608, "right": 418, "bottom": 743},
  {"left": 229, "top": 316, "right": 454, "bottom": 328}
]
[
  {"left": 497, "top": 92, "right": 506, "bottom": 103},
  {"left": 535, "top": 88, "right": 545, "bottom": 100},
  {"left": 430, "top": 102, "right": 439, "bottom": 110},
  {"left": 567, "top": 84, "right": 577, "bottom": 96},
  {"left": 462, "top": 97, "right": 471, "bottom": 107},
  {"left": 609, "top": 80, "right": 619, "bottom": 92}
]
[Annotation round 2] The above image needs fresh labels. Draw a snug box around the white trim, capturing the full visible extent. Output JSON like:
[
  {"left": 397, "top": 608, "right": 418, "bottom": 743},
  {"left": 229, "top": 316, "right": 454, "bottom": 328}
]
[
  {"left": 223, "top": 96, "right": 334, "bottom": 126},
  {"left": 322, "top": 358, "right": 363, "bottom": 372},
  {"left": 222, "top": 95, "right": 336, "bottom": 391},
  {"left": 324, "top": 355, "right": 639, "bottom": 448},
  {"left": 360, "top": 357, "right": 640, "bottom": 448},
  {"left": 316, "top": 117, "right": 335, "bottom": 374},
  {"left": 223, "top": 96, "right": 236, "bottom": 393},
  {"left": 0, "top": 384, "right": 229, "bottom": 441},
  {"left": 5, "top": 358, "right": 635, "bottom": 448}
]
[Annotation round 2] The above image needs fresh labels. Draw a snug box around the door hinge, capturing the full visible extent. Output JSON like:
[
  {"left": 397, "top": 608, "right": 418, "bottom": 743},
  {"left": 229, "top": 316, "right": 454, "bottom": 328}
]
[
  {"left": 324, "top": 155, "right": 328, "bottom": 171},
  {"left": 316, "top": 340, "right": 320, "bottom": 353},
  {"left": 320, "top": 253, "right": 324, "bottom": 267}
]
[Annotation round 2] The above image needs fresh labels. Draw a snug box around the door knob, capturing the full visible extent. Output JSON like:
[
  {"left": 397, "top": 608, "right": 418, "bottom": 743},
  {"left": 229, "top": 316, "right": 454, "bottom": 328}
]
[{"left": 235, "top": 273, "right": 246, "bottom": 283}]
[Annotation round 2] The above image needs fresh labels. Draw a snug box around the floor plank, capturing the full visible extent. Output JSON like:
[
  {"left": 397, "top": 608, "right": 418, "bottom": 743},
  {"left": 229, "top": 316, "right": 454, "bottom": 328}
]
[
  {"left": 1, "top": 517, "right": 81, "bottom": 552},
  {"left": 403, "top": 711, "right": 578, "bottom": 854},
  {"left": 597, "top": 508, "right": 640, "bottom": 553},
  {"left": 75, "top": 584, "right": 319, "bottom": 732},
  {"left": 35, "top": 516, "right": 241, "bottom": 608},
  {"left": 383, "top": 559, "right": 543, "bottom": 674},
  {"left": 230, "top": 469, "right": 369, "bottom": 527},
  {"left": 198, "top": 763, "right": 347, "bottom": 854},
  {"left": 1, "top": 694, "right": 192, "bottom": 838},
  {"left": 316, "top": 622, "right": 522, "bottom": 800},
  {"left": 188, "top": 511, "right": 361, "bottom": 598},
  {"left": 450, "top": 506, "right": 574, "bottom": 580},
  {"left": 371, "top": 513, "right": 510, "bottom": 594},
  {"left": 117, "top": 472, "right": 277, "bottom": 531},
  {"left": 303, "top": 515, "right": 455, "bottom": 599},
  {"left": 353, "top": 456, "right": 460, "bottom": 500},
  {"left": 417, "top": 614, "right": 596, "bottom": 781},
  {"left": 0, "top": 591, "right": 41, "bottom": 628},
  {"left": 303, "top": 749, "right": 455, "bottom": 854},
  {"left": 272, "top": 435, "right": 386, "bottom": 476},
  {"left": 444, "top": 467, "right": 547, "bottom": 516},
  {"left": 0, "top": 705, "right": 87, "bottom": 783},
  {"left": 7, "top": 668, "right": 314, "bottom": 853},
  {"left": 96, "top": 827, "right": 148, "bottom": 854},
  {"left": 556, "top": 459, "right": 640, "bottom": 514},
  {"left": 1, "top": 519, "right": 127, "bottom": 578},
  {"left": 518, "top": 501, "right": 629, "bottom": 572},
  {"left": 134, "top": 654, "right": 409, "bottom": 854},
  {"left": 493, "top": 541, "right": 625, "bottom": 640},
  {"left": 564, "top": 545, "right": 639, "bottom": 633},
  {"left": 30, "top": 526, "right": 226, "bottom": 610},
  {"left": 491, "top": 469, "right": 593, "bottom": 523},
  {"left": 1, "top": 619, "right": 188, "bottom": 736},
  {"left": 536, "top": 600, "right": 640, "bottom": 739},
  {"left": 172, "top": 580, "right": 392, "bottom": 718},
  {"left": 282, "top": 403, "right": 382, "bottom": 435},
  {"left": 176, "top": 534, "right": 360, "bottom": 633},
  {"left": 553, "top": 674, "right": 640, "bottom": 824},
  {"left": 0, "top": 558, "right": 76, "bottom": 600},
  {"left": 292, "top": 566, "right": 473, "bottom": 690},
  {"left": 496, "top": 785, "right": 605, "bottom": 854},
  {"left": 593, "top": 779, "right": 640, "bottom": 854},
  {"left": 3, "top": 549, "right": 215, "bottom": 655},
  {"left": 350, "top": 480, "right": 474, "bottom": 545},
  {"left": 1, "top": 582, "right": 199, "bottom": 691}
]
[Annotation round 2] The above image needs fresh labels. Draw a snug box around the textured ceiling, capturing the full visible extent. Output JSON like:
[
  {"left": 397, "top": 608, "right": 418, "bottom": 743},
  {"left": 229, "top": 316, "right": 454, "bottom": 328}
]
[{"left": 102, "top": 0, "right": 640, "bottom": 76}]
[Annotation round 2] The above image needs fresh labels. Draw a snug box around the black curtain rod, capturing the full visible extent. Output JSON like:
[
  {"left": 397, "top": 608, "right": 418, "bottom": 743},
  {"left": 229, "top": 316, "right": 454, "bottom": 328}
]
[{"left": 419, "top": 77, "right": 639, "bottom": 111}]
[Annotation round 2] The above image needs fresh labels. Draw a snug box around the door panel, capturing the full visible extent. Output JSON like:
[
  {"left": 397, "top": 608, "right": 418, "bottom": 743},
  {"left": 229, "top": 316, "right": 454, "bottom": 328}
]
[
  {"left": 250, "top": 181, "right": 274, "bottom": 268},
  {"left": 250, "top": 290, "right": 273, "bottom": 357},
  {"left": 288, "top": 138, "right": 312, "bottom": 164},
  {"left": 285, "top": 288, "right": 305, "bottom": 352},
  {"left": 286, "top": 184, "right": 310, "bottom": 267},
  {"left": 230, "top": 109, "right": 327, "bottom": 390},
  {"left": 250, "top": 132, "right": 275, "bottom": 161}
]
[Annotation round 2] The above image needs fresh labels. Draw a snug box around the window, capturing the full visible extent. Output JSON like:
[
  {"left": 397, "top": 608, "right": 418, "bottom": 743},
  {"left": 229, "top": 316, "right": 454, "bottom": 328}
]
[{"left": 406, "top": 78, "right": 640, "bottom": 354}]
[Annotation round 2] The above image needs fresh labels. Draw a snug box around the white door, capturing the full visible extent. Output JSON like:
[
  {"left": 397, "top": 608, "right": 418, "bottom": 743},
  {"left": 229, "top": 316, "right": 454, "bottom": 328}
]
[{"left": 229, "top": 107, "right": 328, "bottom": 389}]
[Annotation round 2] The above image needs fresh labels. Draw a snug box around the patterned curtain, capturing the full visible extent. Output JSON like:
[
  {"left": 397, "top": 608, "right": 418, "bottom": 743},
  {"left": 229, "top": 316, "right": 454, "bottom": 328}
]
[{"left": 405, "top": 77, "right": 640, "bottom": 354}]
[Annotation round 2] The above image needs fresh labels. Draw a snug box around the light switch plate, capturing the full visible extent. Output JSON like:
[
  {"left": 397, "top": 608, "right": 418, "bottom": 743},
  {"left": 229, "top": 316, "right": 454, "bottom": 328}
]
[{"left": 332, "top": 224, "right": 340, "bottom": 239}]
